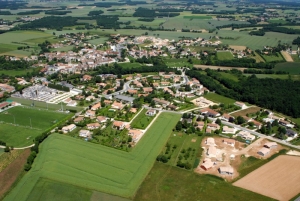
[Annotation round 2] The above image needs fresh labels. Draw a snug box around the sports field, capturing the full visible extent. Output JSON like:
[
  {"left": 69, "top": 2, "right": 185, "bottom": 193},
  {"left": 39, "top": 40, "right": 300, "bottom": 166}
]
[
  {"left": 216, "top": 51, "right": 234, "bottom": 60},
  {"left": 4, "top": 112, "right": 181, "bottom": 200},
  {"left": 134, "top": 162, "right": 273, "bottom": 201},
  {"left": 0, "top": 107, "right": 69, "bottom": 147},
  {"left": 234, "top": 155, "right": 300, "bottom": 201}
]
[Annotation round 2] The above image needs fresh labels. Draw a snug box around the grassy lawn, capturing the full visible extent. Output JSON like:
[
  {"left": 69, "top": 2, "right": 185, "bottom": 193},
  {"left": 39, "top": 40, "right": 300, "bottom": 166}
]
[
  {"left": 134, "top": 162, "right": 274, "bottom": 201},
  {"left": 251, "top": 52, "right": 265, "bottom": 63},
  {"left": 274, "top": 62, "right": 300, "bottom": 74},
  {"left": 4, "top": 112, "right": 181, "bottom": 200},
  {"left": 261, "top": 52, "right": 284, "bottom": 62},
  {"left": 216, "top": 51, "right": 234, "bottom": 60},
  {"left": 204, "top": 93, "right": 236, "bottom": 104},
  {"left": 0, "top": 67, "right": 42, "bottom": 77},
  {"left": 130, "top": 108, "right": 155, "bottom": 129},
  {"left": 0, "top": 106, "right": 70, "bottom": 147}
]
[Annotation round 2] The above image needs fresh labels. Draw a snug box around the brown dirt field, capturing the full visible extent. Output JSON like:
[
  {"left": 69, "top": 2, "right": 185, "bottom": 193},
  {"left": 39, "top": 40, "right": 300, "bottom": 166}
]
[
  {"left": 233, "top": 155, "right": 300, "bottom": 201},
  {"left": 194, "top": 65, "right": 246, "bottom": 71},
  {"left": 231, "top": 106, "right": 261, "bottom": 117},
  {"left": 229, "top": 45, "right": 247, "bottom": 51},
  {"left": 0, "top": 149, "right": 30, "bottom": 200},
  {"left": 281, "top": 51, "right": 293, "bottom": 62}
]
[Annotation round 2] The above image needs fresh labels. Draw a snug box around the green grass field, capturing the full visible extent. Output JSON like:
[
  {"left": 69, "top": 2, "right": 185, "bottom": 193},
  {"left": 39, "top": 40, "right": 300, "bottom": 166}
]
[
  {"left": 218, "top": 72, "right": 240, "bottom": 81},
  {"left": 134, "top": 162, "right": 274, "bottom": 201},
  {"left": 130, "top": 108, "right": 155, "bottom": 129},
  {"left": 274, "top": 62, "right": 300, "bottom": 74},
  {"left": 4, "top": 112, "right": 181, "bottom": 200},
  {"left": 204, "top": 93, "right": 236, "bottom": 104},
  {"left": 183, "top": 16, "right": 212, "bottom": 19},
  {"left": 244, "top": 74, "right": 290, "bottom": 79},
  {"left": 261, "top": 52, "right": 284, "bottom": 62},
  {"left": 0, "top": 68, "right": 41, "bottom": 76},
  {"left": 217, "top": 51, "right": 234, "bottom": 60},
  {"left": 0, "top": 106, "right": 69, "bottom": 147}
]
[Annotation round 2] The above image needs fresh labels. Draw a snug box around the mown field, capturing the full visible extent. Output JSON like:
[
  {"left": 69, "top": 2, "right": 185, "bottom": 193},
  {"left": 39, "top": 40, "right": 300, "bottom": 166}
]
[
  {"left": 130, "top": 108, "right": 155, "bottom": 129},
  {"left": 4, "top": 112, "right": 181, "bottom": 200},
  {"left": 216, "top": 51, "right": 234, "bottom": 60},
  {"left": 134, "top": 162, "right": 274, "bottom": 201},
  {"left": 274, "top": 62, "right": 300, "bottom": 74},
  {"left": 204, "top": 93, "right": 236, "bottom": 104},
  {"left": 0, "top": 106, "right": 70, "bottom": 147},
  {"left": 0, "top": 68, "right": 41, "bottom": 77}
]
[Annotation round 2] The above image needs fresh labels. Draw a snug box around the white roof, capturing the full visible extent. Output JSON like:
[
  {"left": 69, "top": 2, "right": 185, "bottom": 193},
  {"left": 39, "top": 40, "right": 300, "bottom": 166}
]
[
  {"left": 264, "top": 142, "right": 277, "bottom": 147},
  {"left": 258, "top": 147, "right": 270, "bottom": 155},
  {"left": 219, "top": 166, "right": 234, "bottom": 173}
]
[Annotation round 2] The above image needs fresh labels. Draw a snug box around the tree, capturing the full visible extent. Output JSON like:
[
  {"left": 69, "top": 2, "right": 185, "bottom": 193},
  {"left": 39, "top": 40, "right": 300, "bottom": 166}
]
[
  {"left": 4, "top": 146, "right": 10, "bottom": 152},
  {"left": 236, "top": 116, "right": 245, "bottom": 125},
  {"left": 176, "top": 121, "right": 182, "bottom": 131},
  {"left": 215, "top": 118, "right": 222, "bottom": 125}
]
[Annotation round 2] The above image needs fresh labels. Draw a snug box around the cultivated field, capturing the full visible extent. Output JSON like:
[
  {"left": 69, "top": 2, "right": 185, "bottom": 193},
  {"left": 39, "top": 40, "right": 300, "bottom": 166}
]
[
  {"left": 204, "top": 93, "right": 236, "bottom": 104},
  {"left": 194, "top": 64, "right": 246, "bottom": 71},
  {"left": 234, "top": 155, "right": 300, "bottom": 201},
  {"left": 280, "top": 51, "right": 293, "bottom": 62},
  {"left": 217, "top": 51, "right": 234, "bottom": 60},
  {"left": 134, "top": 162, "right": 273, "bottom": 201},
  {"left": 4, "top": 112, "right": 181, "bottom": 200},
  {"left": 229, "top": 45, "right": 246, "bottom": 51},
  {"left": 231, "top": 106, "right": 261, "bottom": 117},
  {"left": 274, "top": 62, "right": 300, "bottom": 74},
  {"left": 0, "top": 106, "right": 70, "bottom": 147}
]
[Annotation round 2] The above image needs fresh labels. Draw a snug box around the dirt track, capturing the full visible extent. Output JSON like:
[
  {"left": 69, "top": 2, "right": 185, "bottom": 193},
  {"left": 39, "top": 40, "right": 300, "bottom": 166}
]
[
  {"left": 281, "top": 51, "right": 293, "bottom": 62},
  {"left": 0, "top": 149, "right": 30, "bottom": 200},
  {"left": 234, "top": 155, "right": 300, "bottom": 201}
]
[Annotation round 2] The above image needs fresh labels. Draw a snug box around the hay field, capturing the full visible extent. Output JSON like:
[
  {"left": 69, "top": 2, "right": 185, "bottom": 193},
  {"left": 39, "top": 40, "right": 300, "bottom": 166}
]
[
  {"left": 4, "top": 112, "right": 181, "bottom": 200},
  {"left": 280, "top": 51, "right": 293, "bottom": 62},
  {"left": 234, "top": 155, "right": 300, "bottom": 201}
]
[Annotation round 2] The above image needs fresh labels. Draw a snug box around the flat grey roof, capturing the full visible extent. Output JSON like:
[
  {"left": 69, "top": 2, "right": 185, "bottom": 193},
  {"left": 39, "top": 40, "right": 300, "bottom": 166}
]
[{"left": 115, "top": 95, "right": 135, "bottom": 102}]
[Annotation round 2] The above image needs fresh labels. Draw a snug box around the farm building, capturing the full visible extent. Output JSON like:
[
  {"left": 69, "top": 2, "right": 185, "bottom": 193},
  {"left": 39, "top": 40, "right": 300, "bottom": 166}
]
[
  {"left": 62, "top": 124, "right": 76, "bottom": 133},
  {"left": 223, "top": 139, "right": 235, "bottom": 147},
  {"left": 79, "top": 129, "right": 90, "bottom": 138},
  {"left": 207, "top": 146, "right": 219, "bottom": 158},
  {"left": 264, "top": 142, "right": 277, "bottom": 149},
  {"left": 200, "top": 158, "right": 214, "bottom": 171},
  {"left": 222, "top": 126, "right": 236, "bottom": 134},
  {"left": 205, "top": 137, "right": 215, "bottom": 146},
  {"left": 237, "top": 131, "right": 255, "bottom": 141},
  {"left": 258, "top": 147, "right": 270, "bottom": 156},
  {"left": 218, "top": 166, "right": 234, "bottom": 175}
]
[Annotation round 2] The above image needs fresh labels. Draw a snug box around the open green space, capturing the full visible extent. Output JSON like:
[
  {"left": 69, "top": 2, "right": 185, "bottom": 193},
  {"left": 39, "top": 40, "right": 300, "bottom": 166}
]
[
  {"left": 134, "top": 162, "right": 274, "bottom": 201},
  {"left": 261, "top": 52, "right": 284, "bottom": 62},
  {"left": 0, "top": 67, "right": 41, "bottom": 76},
  {"left": 8, "top": 97, "right": 82, "bottom": 112},
  {"left": 4, "top": 112, "right": 181, "bottom": 200},
  {"left": 183, "top": 16, "right": 212, "bottom": 19},
  {"left": 118, "top": 62, "right": 142, "bottom": 69},
  {"left": 244, "top": 74, "right": 289, "bottom": 79},
  {"left": 216, "top": 51, "right": 234, "bottom": 60},
  {"left": 0, "top": 148, "right": 4, "bottom": 156},
  {"left": 130, "top": 108, "right": 155, "bottom": 129},
  {"left": 204, "top": 93, "right": 236, "bottom": 104},
  {"left": 274, "top": 62, "right": 300, "bottom": 74},
  {"left": 0, "top": 106, "right": 70, "bottom": 147},
  {"left": 218, "top": 72, "right": 240, "bottom": 81}
]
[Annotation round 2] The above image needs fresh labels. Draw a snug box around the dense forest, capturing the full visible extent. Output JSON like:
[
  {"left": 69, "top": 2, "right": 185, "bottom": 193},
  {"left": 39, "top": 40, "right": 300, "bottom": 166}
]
[{"left": 186, "top": 69, "right": 300, "bottom": 118}]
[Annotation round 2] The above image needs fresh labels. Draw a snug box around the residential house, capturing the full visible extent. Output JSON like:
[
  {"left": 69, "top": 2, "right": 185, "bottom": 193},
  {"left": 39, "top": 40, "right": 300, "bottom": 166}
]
[
  {"left": 251, "top": 120, "right": 262, "bottom": 129},
  {"left": 286, "top": 129, "right": 297, "bottom": 137},
  {"left": 62, "top": 124, "right": 76, "bottom": 133},
  {"left": 128, "top": 89, "right": 138, "bottom": 95},
  {"left": 113, "top": 121, "right": 126, "bottom": 130},
  {"left": 200, "top": 108, "right": 220, "bottom": 118},
  {"left": 63, "top": 98, "right": 72, "bottom": 104},
  {"left": 279, "top": 120, "right": 294, "bottom": 128},
  {"left": 242, "top": 116, "right": 252, "bottom": 123},
  {"left": 143, "top": 87, "right": 153, "bottom": 94},
  {"left": 86, "top": 95, "right": 95, "bottom": 101},
  {"left": 111, "top": 101, "right": 124, "bottom": 110},
  {"left": 74, "top": 116, "right": 84, "bottom": 123},
  {"left": 79, "top": 129, "right": 90, "bottom": 138},
  {"left": 153, "top": 98, "right": 170, "bottom": 107},
  {"left": 82, "top": 74, "right": 92, "bottom": 81},
  {"left": 205, "top": 137, "right": 215, "bottom": 146},
  {"left": 87, "top": 123, "right": 100, "bottom": 130},
  {"left": 97, "top": 116, "right": 108, "bottom": 123},
  {"left": 222, "top": 126, "right": 236, "bottom": 134},
  {"left": 146, "top": 109, "right": 156, "bottom": 116},
  {"left": 220, "top": 113, "right": 234, "bottom": 122},
  {"left": 237, "top": 131, "right": 255, "bottom": 141},
  {"left": 91, "top": 102, "right": 101, "bottom": 111},
  {"left": 128, "top": 129, "right": 143, "bottom": 142},
  {"left": 67, "top": 100, "right": 77, "bottom": 107},
  {"left": 130, "top": 108, "right": 137, "bottom": 113},
  {"left": 207, "top": 123, "right": 220, "bottom": 131},
  {"left": 85, "top": 110, "right": 96, "bottom": 118},
  {"left": 200, "top": 158, "right": 214, "bottom": 171},
  {"left": 195, "top": 121, "right": 205, "bottom": 130},
  {"left": 207, "top": 146, "right": 219, "bottom": 158}
]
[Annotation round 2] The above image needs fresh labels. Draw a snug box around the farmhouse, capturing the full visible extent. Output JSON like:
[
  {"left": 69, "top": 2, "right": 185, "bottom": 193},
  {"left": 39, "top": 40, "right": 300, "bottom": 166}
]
[
  {"left": 200, "top": 158, "right": 214, "bottom": 170},
  {"left": 237, "top": 131, "right": 255, "bottom": 141},
  {"left": 128, "top": 129, "right": 143, "bottom": 142},
  {"left": 222, "top": 126, "right": 236, "bottom": 134},
  {"left": 146, "top": 109, "right": 156, "bottom": 116},
  {"left": 97, "top": 116, "right": 108, "bottom": 123},
  {"left": 87, "top": 123, "right": 100, "bottom": 130},
  {"left": 218, "top": 166, "right": 234, "bottom": 175},
  {"left": 113, "top": 121, "right": 126, "bottom": 130},
  {"left": 62, "top": 124, "right": 76, "bottom": 133},
  {"left": 258, "top": 147, "right": 270, "bottom": 156},
  {"left": 234, "top": 101, "right": 247, "bottom": 109},
  {"left": 264, "top": 142, "right": 277, "bottom": 149},
  {"left": 223, "top": 139, "right": 235, "bottom": 147},
  {"left": 79, "top": 129, "right": 91, "bottom": 138},
  {"left": 91, "top": 103, "right": 101, "bottom": 111},
  {"left": 200, "top": 108, "right": 220, "bottom": 118},
  {"left": 74, "top": 116, "right": 84, "bottom": 123}
]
